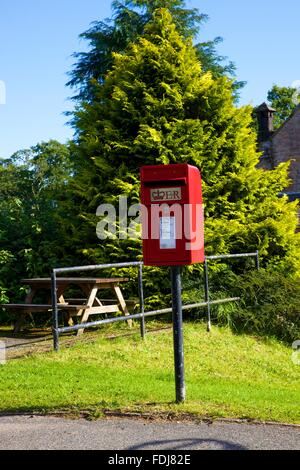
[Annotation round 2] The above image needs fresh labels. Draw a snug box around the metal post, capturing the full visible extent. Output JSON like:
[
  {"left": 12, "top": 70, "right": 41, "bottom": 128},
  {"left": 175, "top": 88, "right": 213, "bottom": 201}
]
[
  {"left": 170, "top": 266, "right": 185, "bottom": 403},
  {"left": 51, "top": 271, "right": 59, "bottom": 352},
  {"left": 255, "top": 250, "right": 260, "bottom": 270},
  {"left": 203, "top": 260, "right": 211, "bottom": 332},
  {"left": 138, "top": 264, "right": 146, "bottom": 339}
]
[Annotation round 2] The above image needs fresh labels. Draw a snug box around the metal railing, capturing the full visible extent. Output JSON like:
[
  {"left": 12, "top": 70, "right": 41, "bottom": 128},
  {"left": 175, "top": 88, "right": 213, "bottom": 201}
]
[
  {"left": 51, "top": 261, "right": 144, "bottom": 351},
  {"left": 203, "top": 251, "right": 259, "bottom": 331},
  {"left": 51, "top": 251, "right": 259, "bottom": 351}
]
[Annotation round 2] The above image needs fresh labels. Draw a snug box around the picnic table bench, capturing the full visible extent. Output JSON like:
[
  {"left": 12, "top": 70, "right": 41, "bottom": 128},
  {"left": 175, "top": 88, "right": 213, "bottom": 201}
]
[{"left": 3, "top": 277, "right": 134, "bottom": 335}]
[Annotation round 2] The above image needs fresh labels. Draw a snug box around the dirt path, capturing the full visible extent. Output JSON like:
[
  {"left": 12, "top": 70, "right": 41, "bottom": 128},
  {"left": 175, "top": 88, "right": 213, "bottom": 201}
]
[
  {"left": 0, "top": 325, "right": 172, "bottom": 359},
  {"left": 0, "top": 328, "right": 54, "bottom": 359}
]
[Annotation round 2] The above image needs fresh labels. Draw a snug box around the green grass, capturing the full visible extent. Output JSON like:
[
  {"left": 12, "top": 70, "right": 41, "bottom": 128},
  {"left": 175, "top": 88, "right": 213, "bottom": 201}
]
[{"left": 0, "top": 322, "right": 299, "bottom": 423}]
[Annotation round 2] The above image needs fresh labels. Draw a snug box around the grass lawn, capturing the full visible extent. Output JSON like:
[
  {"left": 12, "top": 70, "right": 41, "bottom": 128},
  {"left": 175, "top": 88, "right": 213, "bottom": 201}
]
[{"left": 0, "top": 322, "right": 299, "bottom": 423}]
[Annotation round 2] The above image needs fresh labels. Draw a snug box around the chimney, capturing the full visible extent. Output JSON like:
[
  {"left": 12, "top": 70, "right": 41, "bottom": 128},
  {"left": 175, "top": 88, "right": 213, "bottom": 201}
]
[{"left": 255, "top": 102, "right": 276, "bottom": 142}]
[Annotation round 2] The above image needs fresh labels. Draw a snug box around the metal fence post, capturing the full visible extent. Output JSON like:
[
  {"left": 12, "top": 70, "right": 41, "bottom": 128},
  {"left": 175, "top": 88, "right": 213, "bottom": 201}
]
[
  {"left": 138, "top": 264, "right": 146, "bottom": 339},
  {"left": 203, "top": 259, "right": 211, "bottom": 332},
  {"left": 170, "top": 266, "right": 185, "bottom": 403},
  {"left": 51, "top": 271, "right": 59, "bottom": 352}
]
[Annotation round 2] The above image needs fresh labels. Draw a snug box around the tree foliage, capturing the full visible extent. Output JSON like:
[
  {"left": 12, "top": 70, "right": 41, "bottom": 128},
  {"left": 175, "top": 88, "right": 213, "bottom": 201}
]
[
  {"left": 0, "top": 140, "right": 73, "bottom": 300},
  {"left": 267, "top": 84, "right": 299, "bottom": 129},
  {"left": 67, "top": 0, "right": 244, "bottom": 106},
  {"left": 70, "top": 8, "right": 300, "bottom": 285}
]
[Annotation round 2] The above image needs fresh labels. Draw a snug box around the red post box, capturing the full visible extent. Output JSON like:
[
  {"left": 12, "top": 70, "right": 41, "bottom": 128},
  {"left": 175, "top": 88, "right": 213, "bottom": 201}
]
[{"left": 140, "top": 163, "right": 204, "bottom": 266}]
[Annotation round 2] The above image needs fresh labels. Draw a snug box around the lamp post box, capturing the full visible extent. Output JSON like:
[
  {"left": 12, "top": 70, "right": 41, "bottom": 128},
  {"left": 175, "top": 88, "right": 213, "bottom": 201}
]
[
  {"left": 140, "top": 163, "right": 205, "bottom": 403},
  {"left": 140, "top": 163, "right": 204, "bottom": 266}
]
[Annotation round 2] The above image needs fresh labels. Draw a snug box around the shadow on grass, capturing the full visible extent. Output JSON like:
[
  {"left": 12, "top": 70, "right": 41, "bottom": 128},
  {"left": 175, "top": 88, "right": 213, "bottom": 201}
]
[{"left": 0, "top": 327, "right": 52, "bottom": 339}]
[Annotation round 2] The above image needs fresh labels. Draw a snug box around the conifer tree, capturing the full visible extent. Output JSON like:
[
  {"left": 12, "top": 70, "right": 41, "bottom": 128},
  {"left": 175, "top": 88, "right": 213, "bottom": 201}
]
[
  {"left": 71, "top": 8, "right": 300, "bottom": 275},
  {"left": 67, "top": 0, "right": 242, "bottom": 105}
]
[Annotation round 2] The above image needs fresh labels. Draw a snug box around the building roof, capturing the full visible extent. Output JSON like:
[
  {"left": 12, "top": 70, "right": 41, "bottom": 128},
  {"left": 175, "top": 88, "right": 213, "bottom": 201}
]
[
  {"left": 255, "top": 102, "right": 276, "bottom": 113},
  {"left": 271, "top": 104, "right": 300, "bottom": 140}
]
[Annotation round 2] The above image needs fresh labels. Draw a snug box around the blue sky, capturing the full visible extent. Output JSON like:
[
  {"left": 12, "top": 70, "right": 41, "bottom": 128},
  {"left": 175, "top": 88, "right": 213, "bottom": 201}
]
[{"left": 0, "top": 0, "right": 299, "bottom": 159}]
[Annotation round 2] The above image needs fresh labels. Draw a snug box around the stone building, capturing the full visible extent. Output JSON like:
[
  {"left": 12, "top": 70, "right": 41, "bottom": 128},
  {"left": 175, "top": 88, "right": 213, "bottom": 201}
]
[
  {"left": 255, "top": 102, "right": 300, "bottom": 230},
  {"left": 256, "top": 102, "right": 300, "bottom": 198}
]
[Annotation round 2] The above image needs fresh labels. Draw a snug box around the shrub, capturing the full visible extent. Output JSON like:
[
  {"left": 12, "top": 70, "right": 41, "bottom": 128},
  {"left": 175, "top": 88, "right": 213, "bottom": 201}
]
[{"left": 226, "top": 269, "right": 300, "bottom": 343}]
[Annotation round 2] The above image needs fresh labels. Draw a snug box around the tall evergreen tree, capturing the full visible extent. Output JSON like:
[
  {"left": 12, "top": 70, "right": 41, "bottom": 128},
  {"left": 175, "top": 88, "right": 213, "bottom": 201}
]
[
  {"left": 71, "top": 8, "right": 300, "bottom": 275},
  {"left": 67, "top": 0, "right": 243, "bottom": 105}
]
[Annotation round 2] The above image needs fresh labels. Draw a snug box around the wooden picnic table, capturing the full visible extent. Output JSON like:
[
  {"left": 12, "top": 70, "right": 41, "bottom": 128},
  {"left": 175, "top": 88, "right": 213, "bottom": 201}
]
[{"left": 6, "top": 277, "right": 131, "bottom": 335}]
